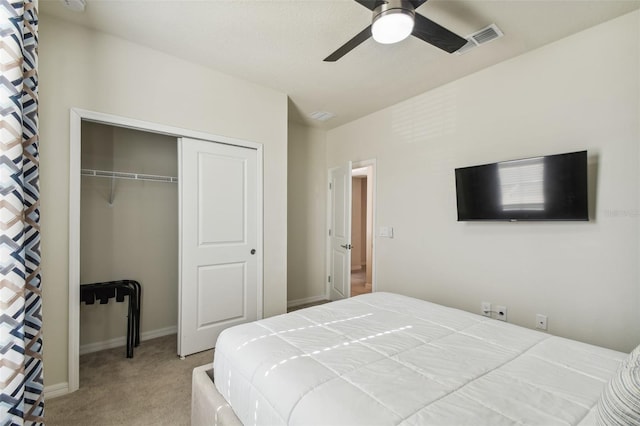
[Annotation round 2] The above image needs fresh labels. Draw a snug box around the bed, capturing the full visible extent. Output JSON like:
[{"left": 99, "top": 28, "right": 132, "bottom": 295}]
[{"left": 192, "top": 292, "right": 639, "bottom": 425}]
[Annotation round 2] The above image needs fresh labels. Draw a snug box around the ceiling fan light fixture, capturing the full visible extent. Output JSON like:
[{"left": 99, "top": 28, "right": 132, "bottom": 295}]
[{"left": 371, "top": 0, "right": 415, "bottom": 45}]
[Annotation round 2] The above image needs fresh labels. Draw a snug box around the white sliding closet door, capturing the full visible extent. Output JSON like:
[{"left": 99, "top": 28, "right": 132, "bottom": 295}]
[{"left": 178, "top": 137, "right": 259, "bottom": 357}]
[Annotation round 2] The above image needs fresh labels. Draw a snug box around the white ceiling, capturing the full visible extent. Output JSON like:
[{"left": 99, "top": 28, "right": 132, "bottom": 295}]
[{"left": 41, "top": 0, "right": 640, "bottom": 129}]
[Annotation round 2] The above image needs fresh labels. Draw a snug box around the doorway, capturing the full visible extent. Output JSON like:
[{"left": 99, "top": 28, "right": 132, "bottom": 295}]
[
  {"left": 79, "top": 122, "right": 178, "bottom": 362},
  {"left": 351, "top": 164, "right": 373, "bottom": 297},
  {"left": 327, "top": 159, "right": 376, "bottom": 301}
]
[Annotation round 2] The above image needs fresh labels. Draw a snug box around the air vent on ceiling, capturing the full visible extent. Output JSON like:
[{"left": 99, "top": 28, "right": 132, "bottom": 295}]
[
  {"left": 309, "top": 111, "right": 335, "bottom": 122},
  {"left": 456, "top": 24, "right": 504, "bottom": 55},
  {"left": 61, "top": 0, "right": 86, "bottom": 12}
]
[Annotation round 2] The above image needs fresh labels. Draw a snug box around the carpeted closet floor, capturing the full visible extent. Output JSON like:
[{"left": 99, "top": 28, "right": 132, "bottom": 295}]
[{"left": 46, "top": 334, "right": 212, "bottom": 425}]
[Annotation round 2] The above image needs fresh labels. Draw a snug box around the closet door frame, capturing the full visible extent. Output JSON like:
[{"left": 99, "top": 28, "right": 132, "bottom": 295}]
[{"left": 68, "top": 108, "right": 264, "bottom": 393}]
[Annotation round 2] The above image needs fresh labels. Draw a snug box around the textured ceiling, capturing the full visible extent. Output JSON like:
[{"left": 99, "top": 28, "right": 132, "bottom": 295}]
[{"left": 40, "top": 0, "right": 640, "bottom": 129}]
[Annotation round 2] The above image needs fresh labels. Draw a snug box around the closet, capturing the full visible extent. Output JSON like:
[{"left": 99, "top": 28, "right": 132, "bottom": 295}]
[
  {"left": 79, "top": 122, "right": 178, "bottom": 356},
  {"left": 70, "top": 111, "right": 262, "bottom": 391}
]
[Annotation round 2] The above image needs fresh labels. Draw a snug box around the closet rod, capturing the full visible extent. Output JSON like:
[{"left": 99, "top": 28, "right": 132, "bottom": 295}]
[{"left": 81, "top": 169, "right": 178, "bottom": 183}]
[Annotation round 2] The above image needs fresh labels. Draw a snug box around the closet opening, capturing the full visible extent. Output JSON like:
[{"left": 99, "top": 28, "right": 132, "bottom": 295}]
[
  {"left": 69, "top": 109, "right": 265, "bottom": 394},
  {"left": 79, "top": 121, "right": 179, "bottom": 379}
]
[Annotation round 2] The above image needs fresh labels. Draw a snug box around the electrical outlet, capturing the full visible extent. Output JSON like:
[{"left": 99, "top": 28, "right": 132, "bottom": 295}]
[
  {"left": 536, "top": 314, "right": 548, "bottom": 330},
  {"left": 495, "top": 305, "right": 507, "bottom": 321},
  {"left": 481, "top": 302, "right": 491, "bottom": 317}
]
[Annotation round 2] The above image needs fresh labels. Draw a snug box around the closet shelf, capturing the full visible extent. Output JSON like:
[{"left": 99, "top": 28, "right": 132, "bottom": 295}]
[{"left": 81, "top": 169, "right": 178, "bottom": 183}]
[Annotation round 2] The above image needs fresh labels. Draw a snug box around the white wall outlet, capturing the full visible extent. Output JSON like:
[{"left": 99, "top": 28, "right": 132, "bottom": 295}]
[
  {"left": 495, "top": 305, "right": 507, "bottom": 321},
  {"left": 481, "top": 302, "right": 491, "bottom": 317},
  {"left": 536, "top": 314, "right": 548, "bottom": 330}
]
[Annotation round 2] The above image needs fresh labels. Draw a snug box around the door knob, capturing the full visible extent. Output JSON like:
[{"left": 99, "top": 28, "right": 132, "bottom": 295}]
[
  {"left": 250, "top": 249, "right": 256, "bottom": 255},
  {"left": 340, "top": 244, "right": 352, "bottom": 250}
]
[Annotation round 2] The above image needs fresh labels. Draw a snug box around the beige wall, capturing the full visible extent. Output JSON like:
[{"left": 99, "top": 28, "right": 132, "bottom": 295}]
[
  {"left": 40, "top": 15, "right": 288, "bottom": 388},
  {"left": 287, "top": 123, "right": 327, "bottom": 303},
  {"left": 351, "top": 177, "right": 363, "bottom": 270},
  {"left": 80, "top": 123, "right": 178, "bottom": 347},
  {"left": 326, "top": 11, "right": 640, "bottom": 352},
  {"left": 365, "top": 168, "right": 373, "bottom": 284},
  {"left": 361, "top": 178, "right": 367, "bottom": 268}
]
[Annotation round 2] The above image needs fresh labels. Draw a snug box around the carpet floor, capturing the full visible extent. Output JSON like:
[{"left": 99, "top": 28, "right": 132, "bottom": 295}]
[{"left": 46, "top": 334, "right": 213, "bottom": 425}]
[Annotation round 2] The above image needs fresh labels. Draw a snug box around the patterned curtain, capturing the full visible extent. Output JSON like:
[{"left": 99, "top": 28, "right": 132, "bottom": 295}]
[{"left": 0, "top": 0, "right": 43, "bottom": 424}]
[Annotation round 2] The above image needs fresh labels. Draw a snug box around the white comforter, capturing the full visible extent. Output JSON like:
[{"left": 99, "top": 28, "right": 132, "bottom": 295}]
[{"left": 213, "top": 292, "right": 625, "bottom": 425}]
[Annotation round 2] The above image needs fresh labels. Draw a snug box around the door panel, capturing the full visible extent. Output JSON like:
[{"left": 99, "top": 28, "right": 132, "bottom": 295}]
[
  {"left": 198, "top": 154, "right": 245, "bottom": 244},
  {"left": 329, "top": 162, "right": 352, "bottom": 301},
  {"left": 331, "top": 248, "right": 347, "bottom": 298},
  {"left": 196, "top": 263, "right": 245, "bottom": 327},
  {"left": 179, "top": 137, "right": 258, "bottom": 357},
  {"left": 333, "top": 173, "right": 347, "bottom": 239}
]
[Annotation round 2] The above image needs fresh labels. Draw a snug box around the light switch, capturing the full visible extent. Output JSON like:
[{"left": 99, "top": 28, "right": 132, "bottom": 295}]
[{"left": 379, "top": 226, "right": 394, "bottom": 238}]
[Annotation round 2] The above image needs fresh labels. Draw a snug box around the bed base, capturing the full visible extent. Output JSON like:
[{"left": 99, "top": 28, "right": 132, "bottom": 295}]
[{"left": 191, "top": 364, "right": 243, "bottom": 426}]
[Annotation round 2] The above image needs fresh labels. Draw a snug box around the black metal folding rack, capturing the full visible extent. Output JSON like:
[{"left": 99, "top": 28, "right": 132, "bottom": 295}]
[{"left": 80, "top": 280, "right": 142, "bottom": 358}]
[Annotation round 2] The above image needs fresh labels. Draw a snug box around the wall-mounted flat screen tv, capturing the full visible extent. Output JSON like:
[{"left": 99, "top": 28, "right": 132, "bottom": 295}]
[{"left": 455, "top": 150, "right": 588, "bottom": 221}]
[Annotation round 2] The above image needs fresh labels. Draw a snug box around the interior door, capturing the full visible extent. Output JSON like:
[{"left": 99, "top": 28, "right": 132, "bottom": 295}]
[
  {"left": 329, "top": 162, "right": 352, "bottom": 301},
  {"left": 178, "top": 137, "right": 259, "bottom": 357}
]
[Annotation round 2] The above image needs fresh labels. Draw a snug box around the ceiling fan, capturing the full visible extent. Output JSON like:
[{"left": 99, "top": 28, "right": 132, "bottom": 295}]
[{"left": 324, "top": 0, "right": 467, "bottom": 62}]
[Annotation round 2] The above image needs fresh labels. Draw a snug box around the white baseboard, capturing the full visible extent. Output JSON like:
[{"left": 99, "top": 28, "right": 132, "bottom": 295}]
[
  {"left": 45, "top": 381, "right": 69, "bottom": 399},
  {"left": 287, "top": 295, "right": 327, "bottom": 309},
  {"left": 79, "top": 325, "right": 177, "bottom": 356}
]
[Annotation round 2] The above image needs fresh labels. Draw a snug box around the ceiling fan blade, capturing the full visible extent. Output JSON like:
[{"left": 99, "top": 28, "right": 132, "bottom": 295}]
[
  {"left": 409, "top": 0, "right": 428, "bottom": 9},
  {"left": 354, "top": 0, "right": 386, "bottom": 11},
  {"left": 412, "top": 13, "right": 467, "bottom": 53},
  {"left": 324, "top": 25, "right": 372, "bottom": 62}
]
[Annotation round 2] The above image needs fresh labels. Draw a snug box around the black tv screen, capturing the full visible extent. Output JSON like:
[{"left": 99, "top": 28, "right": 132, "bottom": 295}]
[{"left": 455, "top": 151, "right": 588, "bottom": 221}]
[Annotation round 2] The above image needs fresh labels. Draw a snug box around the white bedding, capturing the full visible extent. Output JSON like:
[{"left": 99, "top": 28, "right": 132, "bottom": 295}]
[{"left": 213, "top": 292, "right": 626, "bottom": 425}]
